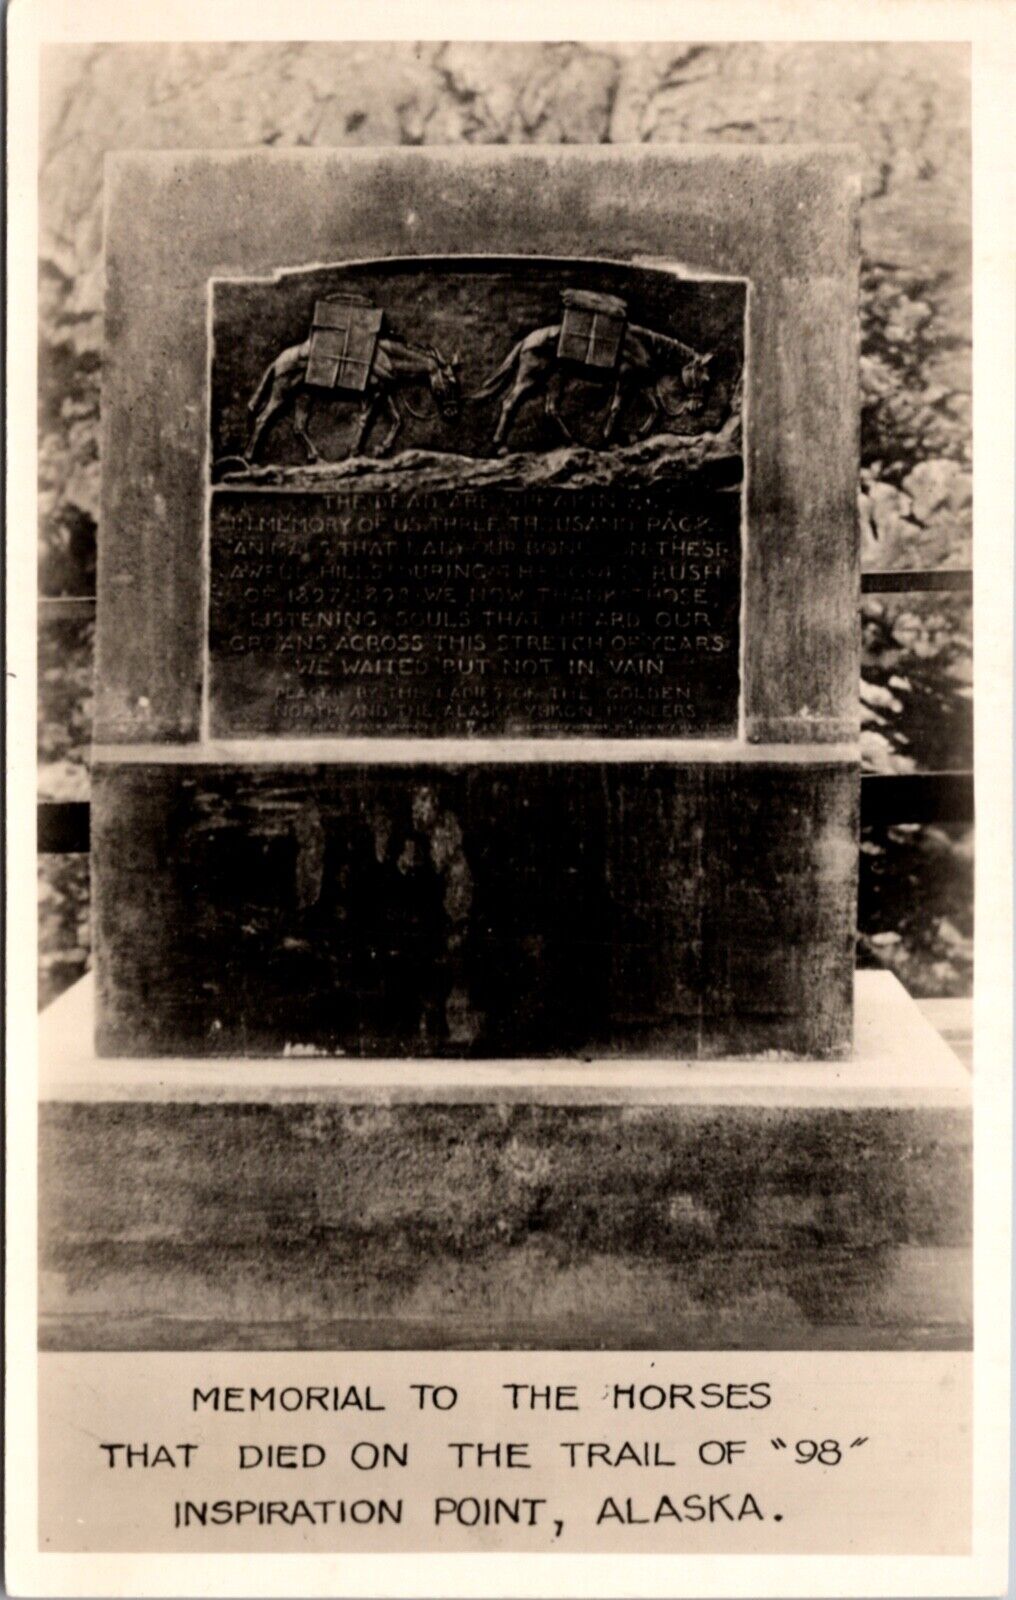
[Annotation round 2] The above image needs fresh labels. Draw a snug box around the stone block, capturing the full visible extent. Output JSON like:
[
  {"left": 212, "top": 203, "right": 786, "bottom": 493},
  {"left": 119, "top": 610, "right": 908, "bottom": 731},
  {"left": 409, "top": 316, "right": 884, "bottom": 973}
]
[
  {"left": 94, "top": 146, "right": 859, "bottom": 1057},
  {"left": 92, "top": 758, "right": 857, "bottom": 1059},
  {"left": 38, "top": 972, "right": 972, "bottom": 1351},
  {"left": 98, "top": 146, "right": 858, "bottom": 746}
]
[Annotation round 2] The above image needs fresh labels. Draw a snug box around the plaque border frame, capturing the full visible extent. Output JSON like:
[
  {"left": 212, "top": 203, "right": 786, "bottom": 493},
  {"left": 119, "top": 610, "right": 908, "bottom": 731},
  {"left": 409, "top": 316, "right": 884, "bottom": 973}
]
[{"left": 202, "top": 249, "right": 751, "bottom": 746}]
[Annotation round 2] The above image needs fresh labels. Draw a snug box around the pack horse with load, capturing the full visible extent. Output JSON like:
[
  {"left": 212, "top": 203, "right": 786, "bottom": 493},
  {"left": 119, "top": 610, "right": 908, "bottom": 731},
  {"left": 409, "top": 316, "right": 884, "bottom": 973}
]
[
  {"left": 244, "top": 292, "right": 462, "bottom": 463},
  {"left": 241, "top": 286, "right": 715, "bottom": 464},
  {"left": 473, "top": 288, "right": 716, "bottom": 453}
]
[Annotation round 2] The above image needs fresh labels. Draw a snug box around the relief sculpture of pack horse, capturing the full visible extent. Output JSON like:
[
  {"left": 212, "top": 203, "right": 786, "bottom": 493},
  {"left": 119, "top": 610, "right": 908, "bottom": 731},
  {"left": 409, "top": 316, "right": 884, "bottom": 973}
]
[
  {"left": 244, "top": 292, "right": 463, "bottom": 463},
  {"left": 240, "top": 283, "right": 716, "bottom": 465},
  {"left": 473, "top": 288, "right": 716, "bottom": 454}
]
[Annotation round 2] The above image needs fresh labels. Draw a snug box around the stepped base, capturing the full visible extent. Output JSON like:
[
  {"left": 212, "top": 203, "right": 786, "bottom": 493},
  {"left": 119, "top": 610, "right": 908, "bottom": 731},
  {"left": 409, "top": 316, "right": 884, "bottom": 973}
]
[{"left": 39, "top": 970, "right": 971, "bottom": 1351}]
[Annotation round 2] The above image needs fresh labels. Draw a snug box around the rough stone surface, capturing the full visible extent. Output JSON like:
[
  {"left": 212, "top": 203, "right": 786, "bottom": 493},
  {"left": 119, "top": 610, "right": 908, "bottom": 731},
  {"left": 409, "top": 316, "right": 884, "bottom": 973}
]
[
  {"left": 39, "top": 1097, "right": 971, "bottom": 1349},
  {"left": 92, "top": 760, "right": 858, "bottom": 1059},
  {"left": 88, "top": 143, "right": 859, "bottom": 1057}
]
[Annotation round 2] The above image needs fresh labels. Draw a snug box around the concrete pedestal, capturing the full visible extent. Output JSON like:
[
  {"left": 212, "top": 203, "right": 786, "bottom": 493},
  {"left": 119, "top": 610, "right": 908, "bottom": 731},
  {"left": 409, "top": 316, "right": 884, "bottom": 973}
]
[{"left": 39, "top": 970, "right": 971, "bottom": 1351}]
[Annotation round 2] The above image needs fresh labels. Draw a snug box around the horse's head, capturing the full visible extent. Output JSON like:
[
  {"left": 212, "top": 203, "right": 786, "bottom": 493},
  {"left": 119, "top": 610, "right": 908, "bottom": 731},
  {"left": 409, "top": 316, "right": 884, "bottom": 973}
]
[
  {"left": 427, "top": 345, "right": 463, "bottom": 423},
  {"left": 679, "top": 349, "right": 714, "bottom": 414}
]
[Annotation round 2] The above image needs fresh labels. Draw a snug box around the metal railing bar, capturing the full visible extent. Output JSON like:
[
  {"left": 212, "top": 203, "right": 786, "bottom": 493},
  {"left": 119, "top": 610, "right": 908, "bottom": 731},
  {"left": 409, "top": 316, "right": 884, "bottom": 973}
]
[
  {"left": 38, "top": 802, "right": 91, "bottom": 853},
  {"left": 861, "top": 569, "right": 972, "bottom": 594},
  {"left": 860, "top": 771, "right": 973, "bottom": 825},
  {"left": 38, "top": 596, "right": 98, "bottom": 620}
]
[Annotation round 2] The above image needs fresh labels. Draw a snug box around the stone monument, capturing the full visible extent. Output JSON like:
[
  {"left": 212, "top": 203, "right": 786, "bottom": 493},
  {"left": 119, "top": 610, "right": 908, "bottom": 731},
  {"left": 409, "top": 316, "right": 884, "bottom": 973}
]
[
  {"left": 92, "top": 145, "right": 859, "bottom": 1059},
  {"left": 39, "top": 147, "right": 972, "bottom": 1351}
]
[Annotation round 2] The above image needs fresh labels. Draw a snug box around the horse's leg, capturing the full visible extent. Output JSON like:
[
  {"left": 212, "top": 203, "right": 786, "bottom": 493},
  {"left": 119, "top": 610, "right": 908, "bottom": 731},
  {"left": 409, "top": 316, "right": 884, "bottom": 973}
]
[
  {"left": 291, "top": 392, "right": 319, "bottom": 463},
  {"left": 244, "top": 379, "right": 289, "bottom": 461},
  {"left": 601, "top": 371, "right": 631, "bottom": 445},
  {"left": 493, "top": 374, "right": 540, "bottom": 455},
  {"left": 244, "top": 407, "right": 268, "bottom": 462},
  {"left": 634, "top": 384, "right": 662, "bottom": 440},
  {"left": 544, "top": 369, "right": 575, "bottom": 445},
  {"left": 377, "top": 393, "right": 402, "bottom": 455},
  {"left": 352, "top": 395, "right": 380, "bottom": 457}
]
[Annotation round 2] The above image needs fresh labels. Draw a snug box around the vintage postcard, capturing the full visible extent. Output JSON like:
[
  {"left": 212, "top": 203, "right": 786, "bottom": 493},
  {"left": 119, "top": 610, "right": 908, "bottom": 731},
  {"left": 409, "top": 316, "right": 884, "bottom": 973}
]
[{"left": 5, "top": 1, "right": 1013, "bottom": 1595}]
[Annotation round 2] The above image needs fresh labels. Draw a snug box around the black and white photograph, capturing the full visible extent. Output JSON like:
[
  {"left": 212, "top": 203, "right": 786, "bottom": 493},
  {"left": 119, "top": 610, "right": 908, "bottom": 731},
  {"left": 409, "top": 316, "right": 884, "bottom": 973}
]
[{"left": 6, "top": 6, "right": 1012, "bottom": 1593}]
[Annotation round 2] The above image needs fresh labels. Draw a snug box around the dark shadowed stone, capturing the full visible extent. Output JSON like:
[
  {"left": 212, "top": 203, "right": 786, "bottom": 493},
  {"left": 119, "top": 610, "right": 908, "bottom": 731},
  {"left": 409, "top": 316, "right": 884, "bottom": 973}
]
[{"left": 92, "top": 759, "right": 858, "bottom": 1059}]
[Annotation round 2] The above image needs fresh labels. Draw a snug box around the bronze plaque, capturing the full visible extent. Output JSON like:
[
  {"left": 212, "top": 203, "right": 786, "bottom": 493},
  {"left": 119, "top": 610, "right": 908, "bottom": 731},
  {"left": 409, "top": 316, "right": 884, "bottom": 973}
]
[{"left": 208, "top": 256, "right": 745, "bottom": 738}]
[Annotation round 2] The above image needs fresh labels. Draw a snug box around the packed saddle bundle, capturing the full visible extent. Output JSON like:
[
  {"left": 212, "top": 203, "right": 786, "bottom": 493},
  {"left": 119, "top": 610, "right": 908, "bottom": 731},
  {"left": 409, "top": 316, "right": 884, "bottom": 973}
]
[
  {"left": 557, "top": 288, "right": 628, "bottom": 370},
  {"left": 305, "top": 293, "right": 385, "bottom": 391}
]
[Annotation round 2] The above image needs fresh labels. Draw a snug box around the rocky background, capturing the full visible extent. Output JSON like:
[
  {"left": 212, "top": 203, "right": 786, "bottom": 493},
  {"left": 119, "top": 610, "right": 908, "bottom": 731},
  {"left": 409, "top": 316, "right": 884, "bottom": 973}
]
[{"left": 38, "top": 41, "right": 972, "bottom": 1007}]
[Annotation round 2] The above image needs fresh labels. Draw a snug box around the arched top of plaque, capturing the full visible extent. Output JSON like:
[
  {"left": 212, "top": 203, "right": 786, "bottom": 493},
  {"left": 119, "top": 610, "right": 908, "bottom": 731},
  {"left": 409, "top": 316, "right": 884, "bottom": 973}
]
[{"left": 210, "top": 255, "right": 745, "bottom": 488}]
